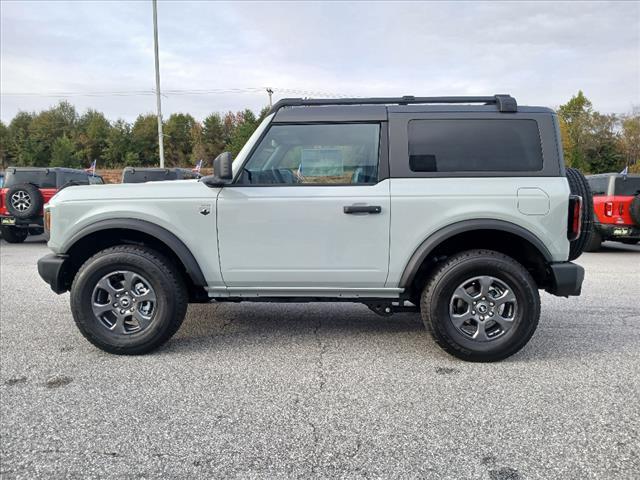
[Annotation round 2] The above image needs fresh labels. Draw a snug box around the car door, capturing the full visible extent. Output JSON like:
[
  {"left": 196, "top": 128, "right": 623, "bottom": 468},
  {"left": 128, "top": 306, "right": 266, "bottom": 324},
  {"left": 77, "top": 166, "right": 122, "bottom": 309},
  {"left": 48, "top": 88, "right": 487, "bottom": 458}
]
[{"left": 217, "top": 122, "right": 391, "bottom": 289}]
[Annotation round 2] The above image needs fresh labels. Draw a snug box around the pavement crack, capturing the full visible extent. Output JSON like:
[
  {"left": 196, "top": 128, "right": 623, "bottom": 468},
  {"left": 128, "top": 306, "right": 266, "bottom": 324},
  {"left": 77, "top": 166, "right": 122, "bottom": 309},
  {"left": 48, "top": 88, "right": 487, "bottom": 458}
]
[{"left": 313, "top": 317, "right": 327, "bottom": 392}]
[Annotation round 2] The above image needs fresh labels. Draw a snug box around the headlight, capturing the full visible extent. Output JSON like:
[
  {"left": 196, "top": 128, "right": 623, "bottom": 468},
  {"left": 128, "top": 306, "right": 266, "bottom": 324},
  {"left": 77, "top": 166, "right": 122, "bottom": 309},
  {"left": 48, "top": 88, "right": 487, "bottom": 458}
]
[{"left": 44, "top": 206, "right": 51, "bottom": 233}]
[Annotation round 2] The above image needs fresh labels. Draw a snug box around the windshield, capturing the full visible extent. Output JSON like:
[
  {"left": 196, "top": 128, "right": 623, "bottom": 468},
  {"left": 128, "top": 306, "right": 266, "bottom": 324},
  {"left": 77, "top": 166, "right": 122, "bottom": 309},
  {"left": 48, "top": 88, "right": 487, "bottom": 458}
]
[{"left": 231, "top": 113, "right": 275, "bottom": 178}]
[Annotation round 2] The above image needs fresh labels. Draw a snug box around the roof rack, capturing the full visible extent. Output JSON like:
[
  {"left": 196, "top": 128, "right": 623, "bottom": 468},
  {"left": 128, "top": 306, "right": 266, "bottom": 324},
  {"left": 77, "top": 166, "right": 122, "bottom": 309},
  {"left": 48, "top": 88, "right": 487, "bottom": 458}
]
[{"left": 268, "top": 94, "right": 517, "bottom": 114}]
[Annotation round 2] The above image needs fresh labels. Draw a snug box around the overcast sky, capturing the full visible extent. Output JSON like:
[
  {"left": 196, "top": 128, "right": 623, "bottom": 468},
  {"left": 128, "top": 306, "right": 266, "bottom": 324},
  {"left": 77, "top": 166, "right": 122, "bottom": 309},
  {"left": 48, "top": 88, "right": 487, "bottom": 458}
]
[{"left": 1, "top": 0, "right": 639, "bottom": 123}]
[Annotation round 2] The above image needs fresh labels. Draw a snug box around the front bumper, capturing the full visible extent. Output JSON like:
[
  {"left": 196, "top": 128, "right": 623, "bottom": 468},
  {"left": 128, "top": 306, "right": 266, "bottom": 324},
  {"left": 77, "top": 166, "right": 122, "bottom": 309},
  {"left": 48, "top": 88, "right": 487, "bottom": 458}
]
[
  {"left": 546, "top": 262, "right": 585, "bottom": 297},
  {"left": 37, "top": 254, "right": 69, "bottom": 294}
]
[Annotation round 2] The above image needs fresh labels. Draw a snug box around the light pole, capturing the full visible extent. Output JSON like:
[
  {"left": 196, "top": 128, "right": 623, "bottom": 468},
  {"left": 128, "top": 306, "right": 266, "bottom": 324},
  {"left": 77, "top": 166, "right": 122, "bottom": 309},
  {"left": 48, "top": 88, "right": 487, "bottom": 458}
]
[
  {"left": 266, "top": 87, "right": 273, "bottom": 108},
  {"left": 152, "top": 0, "right": 165, "bottom": 168}
]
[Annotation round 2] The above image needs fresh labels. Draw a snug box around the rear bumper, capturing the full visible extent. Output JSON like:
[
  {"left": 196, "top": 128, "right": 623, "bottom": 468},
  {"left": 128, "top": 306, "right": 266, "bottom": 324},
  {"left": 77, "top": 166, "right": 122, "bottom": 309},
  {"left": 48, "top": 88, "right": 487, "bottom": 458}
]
[
  {"left": 546, "top": 262, "right": 585, "bottom": 297},
  {"left": 37, "top": 253, "right": 69, "bottom": 294},
  {"left": 594, "top": 222, "right": 640, "bottom": 240},
  {"left": 0, "top": 215, "right": 44, "bottom": 227}
]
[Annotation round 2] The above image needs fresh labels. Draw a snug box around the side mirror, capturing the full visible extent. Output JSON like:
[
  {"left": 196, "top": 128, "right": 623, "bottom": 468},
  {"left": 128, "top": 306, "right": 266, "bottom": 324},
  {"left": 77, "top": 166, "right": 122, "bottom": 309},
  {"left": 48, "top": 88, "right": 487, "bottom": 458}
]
[
  {"left": 213, "top": 152, "right": 233, "bottom": 180},
  {"left": 202, "top": 152, "right": 233, "bottom": 188}
]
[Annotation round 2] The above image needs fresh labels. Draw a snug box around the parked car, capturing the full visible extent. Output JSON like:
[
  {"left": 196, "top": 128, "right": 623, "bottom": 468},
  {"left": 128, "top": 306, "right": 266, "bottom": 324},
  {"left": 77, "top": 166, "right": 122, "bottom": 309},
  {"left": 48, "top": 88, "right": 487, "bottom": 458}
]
[
  {"left": 38, "top": 94, "right": 591, "bottom": 362},
  {"left": 121, "top": 167, "right": 200, "bottom": 183},
  {"left": 585, "top": 173, "right": 640, "bottom": 250},
  {"left": 0, "top": 167, "right": 104, "bottom": 243}
]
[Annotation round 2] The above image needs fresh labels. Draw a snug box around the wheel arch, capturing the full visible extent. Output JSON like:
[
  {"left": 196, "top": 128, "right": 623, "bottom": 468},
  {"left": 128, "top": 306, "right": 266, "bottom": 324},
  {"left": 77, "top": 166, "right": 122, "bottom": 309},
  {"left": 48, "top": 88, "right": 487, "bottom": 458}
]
[
  {"left": 60, "top": 219, "right": 208, "bottom": 301},
  {"left": 399, "top": 219, "right": 553, "bottom": 295}
]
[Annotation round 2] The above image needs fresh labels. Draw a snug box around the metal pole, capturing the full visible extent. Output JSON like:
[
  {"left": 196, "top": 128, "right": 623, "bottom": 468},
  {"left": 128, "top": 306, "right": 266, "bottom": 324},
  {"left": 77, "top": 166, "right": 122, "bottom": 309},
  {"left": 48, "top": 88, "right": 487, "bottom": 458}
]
[
  {"left": 266, "top": 87, "right": 273, "bottom": 108},
  {"left": 152, "top": 0, "right": 165, "bottom": 167}
]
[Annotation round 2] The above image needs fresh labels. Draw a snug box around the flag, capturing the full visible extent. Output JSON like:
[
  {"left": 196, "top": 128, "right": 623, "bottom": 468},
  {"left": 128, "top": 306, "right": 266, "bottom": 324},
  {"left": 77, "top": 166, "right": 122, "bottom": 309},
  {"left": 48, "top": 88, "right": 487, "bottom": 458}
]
[
  {"left": 192, "top": 159, "right": 203, "bottom": 174},
  {"left": 620, "top": 165, "right": 628, "bottom": 176},
  {"left": 85, "top": 160, "right": 96, "bottom": 176}
]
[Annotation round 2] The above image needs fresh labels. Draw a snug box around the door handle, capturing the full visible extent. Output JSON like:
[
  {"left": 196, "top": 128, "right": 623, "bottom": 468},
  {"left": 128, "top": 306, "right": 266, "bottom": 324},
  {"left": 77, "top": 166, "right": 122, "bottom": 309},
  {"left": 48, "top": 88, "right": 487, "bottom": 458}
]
[{"left": 343, "top": 205, "right": 382, "bottom": 214}]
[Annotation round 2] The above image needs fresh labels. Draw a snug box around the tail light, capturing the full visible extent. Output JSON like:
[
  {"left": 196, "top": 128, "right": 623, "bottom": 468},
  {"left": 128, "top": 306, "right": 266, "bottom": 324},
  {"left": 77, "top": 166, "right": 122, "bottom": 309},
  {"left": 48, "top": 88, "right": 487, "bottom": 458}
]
[
  {"left": 568, "top": 195, "right": 582, "bottom": 241},
  {"left": 604, "top": 201, "right": 613, "bottom": 217}
]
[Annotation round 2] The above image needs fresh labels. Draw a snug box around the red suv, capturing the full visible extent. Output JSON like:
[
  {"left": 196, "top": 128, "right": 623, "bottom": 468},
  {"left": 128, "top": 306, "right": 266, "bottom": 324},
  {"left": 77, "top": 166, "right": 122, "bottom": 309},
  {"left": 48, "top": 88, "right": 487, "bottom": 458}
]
[
  {"left": 0, "top": 167, "right": 104, "bottom": 243},
  {"left": 586, "top": 173, "right": 640, "bottom": 250}
]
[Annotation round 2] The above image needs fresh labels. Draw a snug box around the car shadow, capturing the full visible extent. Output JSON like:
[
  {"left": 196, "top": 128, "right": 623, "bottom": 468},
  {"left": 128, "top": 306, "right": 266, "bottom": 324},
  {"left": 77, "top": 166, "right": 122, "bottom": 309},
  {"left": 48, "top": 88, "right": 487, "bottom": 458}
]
[{"left": 157, "top": 301, "right": 639, "bottom": 363}]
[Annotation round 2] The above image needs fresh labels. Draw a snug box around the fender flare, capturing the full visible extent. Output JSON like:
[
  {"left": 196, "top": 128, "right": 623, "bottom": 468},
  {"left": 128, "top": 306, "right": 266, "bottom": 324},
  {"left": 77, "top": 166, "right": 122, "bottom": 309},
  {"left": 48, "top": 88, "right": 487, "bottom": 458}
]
[
  {"left": 62, "top": 218, "right": 207, "bottom": 287},
  {"left": 398, "top": 219, "right": 553, "bottom": 288}
]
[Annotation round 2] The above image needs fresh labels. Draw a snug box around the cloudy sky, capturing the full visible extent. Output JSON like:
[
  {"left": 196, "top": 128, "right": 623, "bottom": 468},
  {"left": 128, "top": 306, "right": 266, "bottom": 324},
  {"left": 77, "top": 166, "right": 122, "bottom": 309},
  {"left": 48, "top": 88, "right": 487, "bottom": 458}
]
[{"left": 1, "top": 0, "right": 638, "bottom": 122}]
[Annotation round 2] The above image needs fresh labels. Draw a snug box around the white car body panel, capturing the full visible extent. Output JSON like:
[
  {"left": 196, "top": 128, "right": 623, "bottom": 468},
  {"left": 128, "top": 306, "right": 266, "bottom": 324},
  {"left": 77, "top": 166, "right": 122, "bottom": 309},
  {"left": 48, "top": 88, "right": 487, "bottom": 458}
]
[
  {"left": 216, "top": 181, "right": 391, "bottom": 288},
  {"left": 47, "top": 180, "right": 225, "bottom": 288},
  {"left": 385, "top": 177, "right": 570, "bottom": 286}
]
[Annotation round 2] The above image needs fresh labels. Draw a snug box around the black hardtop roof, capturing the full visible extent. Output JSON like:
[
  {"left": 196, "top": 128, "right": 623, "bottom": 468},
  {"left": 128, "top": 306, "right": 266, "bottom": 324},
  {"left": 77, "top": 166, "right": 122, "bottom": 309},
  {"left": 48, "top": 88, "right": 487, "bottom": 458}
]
[
  {"left": 6, "top": 166, "right": 90, "bottom": 174},
  {"left": 270, "top": 95, "right": 556, "bottom": 123},
  {"left": 269, "top": 94, "right": 519, "bottom": 114},
  {"left": 587, "top": 172, "right": 640, "bottom": 178},
  {"left": 123, "top": 167, "right": 193, "bottom": 173}
]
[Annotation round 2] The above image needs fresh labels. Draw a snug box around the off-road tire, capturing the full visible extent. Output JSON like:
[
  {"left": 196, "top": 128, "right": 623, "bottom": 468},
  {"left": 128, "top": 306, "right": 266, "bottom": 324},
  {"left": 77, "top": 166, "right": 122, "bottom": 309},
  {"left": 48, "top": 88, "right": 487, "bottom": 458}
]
[
  {"left": 629, "top": 195, "right": 640, "bottom": 226},
  {"left": 566, "top": 167, "right": 593, "bottom": 261},
  {"left": 584, "top": 230, "right": 602, "bottom": 252},
  {"left": 5, "top": 183, "right": 43, "bottom": 219},
  {"left": 421, "top": 249, "right": 540, "bottom": 362},
  {"left": 70, "top": 245, "right": 188, "bottom": 355},
  {"left": 0, "top": 226, "right": 28, "bottom": 243}
]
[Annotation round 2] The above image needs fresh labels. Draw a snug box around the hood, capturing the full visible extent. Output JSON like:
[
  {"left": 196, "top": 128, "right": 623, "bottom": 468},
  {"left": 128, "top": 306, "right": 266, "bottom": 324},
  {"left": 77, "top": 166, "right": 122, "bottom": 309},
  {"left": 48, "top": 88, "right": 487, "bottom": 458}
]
[{"left": 48, "top": 179, "right": 212, "bottom": 206}]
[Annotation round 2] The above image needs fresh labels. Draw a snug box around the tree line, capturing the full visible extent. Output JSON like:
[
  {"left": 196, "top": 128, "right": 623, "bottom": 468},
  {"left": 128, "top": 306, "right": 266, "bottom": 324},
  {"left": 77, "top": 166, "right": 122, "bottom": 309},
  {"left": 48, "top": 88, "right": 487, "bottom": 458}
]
[
  {"left": 0, "top": 91, "right": 638, "bottom": 174},
  {"left": 558, "top": 91, "right": 639, "bottom": 174},
  {"left": 0, "top": 101, "right": 270, "bottom": 170}
]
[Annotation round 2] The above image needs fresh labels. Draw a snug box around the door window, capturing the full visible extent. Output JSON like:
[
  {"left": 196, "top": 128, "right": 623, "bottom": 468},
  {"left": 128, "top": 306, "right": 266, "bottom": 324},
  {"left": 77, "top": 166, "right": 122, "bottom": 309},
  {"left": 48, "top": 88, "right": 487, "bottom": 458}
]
[{"left": 238, "top": 123, "right": 381, "bottom": 185}]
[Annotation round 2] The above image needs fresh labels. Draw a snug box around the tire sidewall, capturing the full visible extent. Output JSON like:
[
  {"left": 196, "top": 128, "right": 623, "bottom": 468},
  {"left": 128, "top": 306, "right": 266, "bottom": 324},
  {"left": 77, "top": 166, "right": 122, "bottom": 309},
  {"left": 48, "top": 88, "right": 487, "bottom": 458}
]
[
  {"left": 426, "top": 256, "right": 539, "bottom": 358},
  {"left": 71, "top": 251, "right": 179, "bottom": 352}
]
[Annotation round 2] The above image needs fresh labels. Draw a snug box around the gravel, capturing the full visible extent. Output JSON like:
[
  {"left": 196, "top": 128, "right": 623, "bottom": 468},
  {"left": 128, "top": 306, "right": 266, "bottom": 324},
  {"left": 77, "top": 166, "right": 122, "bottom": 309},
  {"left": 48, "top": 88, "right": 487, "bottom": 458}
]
[{"left": 1, "top": 237, "right": 639, "bottom": 479}]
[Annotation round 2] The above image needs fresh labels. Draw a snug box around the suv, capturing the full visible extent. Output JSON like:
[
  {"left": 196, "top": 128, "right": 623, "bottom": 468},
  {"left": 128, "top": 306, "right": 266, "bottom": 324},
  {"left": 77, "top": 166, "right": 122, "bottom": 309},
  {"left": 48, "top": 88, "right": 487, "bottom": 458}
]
[
  {"left": 121, "top": 167, "right": 200, "bottom": 183},
  {"left": 1, "top": 167, "right": 104, "bottom": 243},
  {"left": 586, "top": 173, "right": 640, "bottom": 250},
  {"left": 37, "top": 95, "right": 590, "bottom": 362}
]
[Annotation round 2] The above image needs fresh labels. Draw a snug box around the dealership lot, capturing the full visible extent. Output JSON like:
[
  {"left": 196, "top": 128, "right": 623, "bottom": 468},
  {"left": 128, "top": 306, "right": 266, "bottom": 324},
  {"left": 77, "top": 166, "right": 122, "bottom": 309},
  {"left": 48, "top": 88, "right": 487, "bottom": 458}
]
[{"left": 1, "top": 238, "right": 638, "bottom": 479}]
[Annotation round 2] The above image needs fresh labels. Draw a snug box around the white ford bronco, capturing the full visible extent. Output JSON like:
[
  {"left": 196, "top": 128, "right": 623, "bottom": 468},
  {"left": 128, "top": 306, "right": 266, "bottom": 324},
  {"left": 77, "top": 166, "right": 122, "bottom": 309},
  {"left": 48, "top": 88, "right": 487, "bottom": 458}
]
[{"left": 38, "top": 95, "right": 591, "bottom": 361}]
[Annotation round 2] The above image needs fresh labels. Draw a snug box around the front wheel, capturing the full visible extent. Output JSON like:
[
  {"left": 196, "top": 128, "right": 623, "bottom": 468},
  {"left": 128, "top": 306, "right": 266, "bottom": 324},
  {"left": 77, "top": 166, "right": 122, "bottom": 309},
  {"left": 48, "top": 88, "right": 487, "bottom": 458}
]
[
  {"left": 421, "top": 250, "right": 540, "bottom": 362},
  {"left": 70, "top": 245, "right": 188, "bottom": 354},
  {"left": 0, "top": 226, "right": 29, "bottom": 243}
]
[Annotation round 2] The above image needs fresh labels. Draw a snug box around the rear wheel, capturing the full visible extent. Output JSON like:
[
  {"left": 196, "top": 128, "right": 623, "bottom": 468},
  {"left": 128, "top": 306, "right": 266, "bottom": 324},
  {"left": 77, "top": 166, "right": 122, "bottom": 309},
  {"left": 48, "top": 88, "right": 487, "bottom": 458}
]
[
  {"left": 585, "top": 230, "right": 602, "bottom": 252},
  {"left": 0, "top": 226, "right": 28, "bottom": 243},
  {"left": 70, "top": 245, "right": 188, "bottom": 355},
  {"left": 421, "top": 249, "right": 540, "bottom": 362}
]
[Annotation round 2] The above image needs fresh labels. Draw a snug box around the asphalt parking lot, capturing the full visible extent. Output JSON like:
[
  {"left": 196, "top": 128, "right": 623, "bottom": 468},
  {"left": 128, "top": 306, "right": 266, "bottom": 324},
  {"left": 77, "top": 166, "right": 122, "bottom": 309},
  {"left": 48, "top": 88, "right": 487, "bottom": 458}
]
[{"left": 1, "top": 237, "right": 638, "bottom": 479}]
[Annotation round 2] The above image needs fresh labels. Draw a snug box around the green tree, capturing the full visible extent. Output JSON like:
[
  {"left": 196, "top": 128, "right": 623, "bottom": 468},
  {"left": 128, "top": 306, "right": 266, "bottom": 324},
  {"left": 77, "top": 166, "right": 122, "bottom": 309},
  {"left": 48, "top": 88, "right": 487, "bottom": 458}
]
[
  {"left": 619, "top": 111, "right": 640, "bottom": 171},
  {"left": 0, "top": 121, "right": 8, "bottom": 169},
  {"left": 75, "top": 109, "right": 110, "bottom": 167},
  {"left": 202, "top": 113, "right": 226, "bottom": 160},
  {"left": 7, "top": 111, "right": 36, "bottom": 166},
  {"left": 104, "top": 119, "right": 132, "bottom": 167},
  {"left": 228, "top": 109, "right": 258, "bottom": 157},
  {"left": 164, "top": 113, "right": 197, "bottom": 166},
  {"left": 49, "top": 135, "right": 80, "bottom": 168},
  {"left": 584, "top": 113, "right": 623, "bottom": 174},
  {"left": 28, "top": 101, "right": 78, "bottom": 166},
  {"left": 131, "top": 114, "right": 159, "bottom": 166},
  {"left": 558, "top": 91, "right": 593, "bottom": 171}
]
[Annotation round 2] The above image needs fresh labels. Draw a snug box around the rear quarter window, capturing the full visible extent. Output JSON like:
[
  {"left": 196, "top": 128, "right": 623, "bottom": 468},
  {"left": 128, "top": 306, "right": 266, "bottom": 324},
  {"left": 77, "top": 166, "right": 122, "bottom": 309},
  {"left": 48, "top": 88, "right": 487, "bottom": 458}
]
[
  {"left": 4, "top": 170, "right": 56, "bottom": 189},
  {"left": 408, "top": 119, "right": 543, "bottom": 173},
  {"left": 587, "top": 177, "right": 610, "bottom": 196}
]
